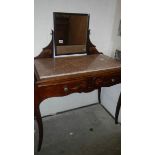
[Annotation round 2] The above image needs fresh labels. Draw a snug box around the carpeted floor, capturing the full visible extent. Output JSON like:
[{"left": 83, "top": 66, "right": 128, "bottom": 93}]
[{"left": 34, "top": 104, "right": 121, "bottom": 155}]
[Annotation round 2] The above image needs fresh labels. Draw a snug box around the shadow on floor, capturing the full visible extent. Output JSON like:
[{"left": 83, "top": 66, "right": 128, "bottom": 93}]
[{"left": 34, "top": 104, "right": 121, "bottom": 155}]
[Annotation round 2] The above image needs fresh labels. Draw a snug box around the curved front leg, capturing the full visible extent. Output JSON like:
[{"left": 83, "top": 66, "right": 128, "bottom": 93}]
[
  {"left": 34, "top": 85, "right": 43, "bottom": 152},
  {"left": 35, "top": 106, "right": 43, "bottom": 151}
]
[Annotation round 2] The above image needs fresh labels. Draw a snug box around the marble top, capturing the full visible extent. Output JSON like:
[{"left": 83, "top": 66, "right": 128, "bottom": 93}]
[{"left": 34, "top": 54, "right": 121, "bottom": 80}]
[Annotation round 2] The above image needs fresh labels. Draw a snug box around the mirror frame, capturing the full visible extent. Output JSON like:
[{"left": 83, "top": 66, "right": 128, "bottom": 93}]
[{"left": 53, "top": 12, "right": 90, "bottom": 56}]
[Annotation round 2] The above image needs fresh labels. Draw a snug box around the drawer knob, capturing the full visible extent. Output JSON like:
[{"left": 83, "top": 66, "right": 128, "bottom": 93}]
[
  {"left": 111, "top": 78, "right": 115, "bottom": 82},
  {"left": 64, "top": 86, "right": 69, "bottom": 92}
]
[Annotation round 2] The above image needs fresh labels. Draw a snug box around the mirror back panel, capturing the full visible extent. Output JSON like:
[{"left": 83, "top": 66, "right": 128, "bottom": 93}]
[{"left": 54, "top": 12, "right": 89, "bottom": 56}]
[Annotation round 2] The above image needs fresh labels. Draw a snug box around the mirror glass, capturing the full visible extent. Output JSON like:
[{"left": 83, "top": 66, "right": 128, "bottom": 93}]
[{"left": 54, "top": 12, "right": 89, "bottom": 56}]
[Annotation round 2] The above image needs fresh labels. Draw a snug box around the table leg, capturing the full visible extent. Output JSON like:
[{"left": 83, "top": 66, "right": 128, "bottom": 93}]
[
  {"left": 98, "top": 88, "right": 101, "bottom": 104},
  {"left": 35, "top": 106, "right": 43, "bottom": 151},
  {"left": 34, "top": 85, "right": 43, "bottom": 152},
  {"left": 115, "top": 94, "right": 121, "bottom": 124}
]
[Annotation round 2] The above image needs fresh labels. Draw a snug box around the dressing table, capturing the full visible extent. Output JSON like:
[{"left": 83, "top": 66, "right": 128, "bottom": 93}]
[{"left": 34, "top": 12, "right": 121, "bottom": 151}]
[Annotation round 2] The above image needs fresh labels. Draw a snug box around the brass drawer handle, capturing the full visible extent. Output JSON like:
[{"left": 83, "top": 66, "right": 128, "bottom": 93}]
[
  {"left": 111, "top": 78, "right": 115, "bottom": 82},
  {"left": 64, "top": 86, "right": 69, "bottom": 92}
]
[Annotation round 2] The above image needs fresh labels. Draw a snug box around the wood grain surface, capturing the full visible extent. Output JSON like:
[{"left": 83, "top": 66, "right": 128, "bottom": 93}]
[{"left": 34, "top": 54, "right": 121, "bottom": 82}]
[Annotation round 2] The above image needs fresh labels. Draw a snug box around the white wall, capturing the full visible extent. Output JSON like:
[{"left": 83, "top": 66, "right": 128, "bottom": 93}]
[
  {"left": 101, "top": 0, "right": 121, "bottom": 122},
  {"left": 101, "top": 84, "right": 121, "bottom": 122},
  {"left": 34, "top": 0, "right": 121, "bottom": 117}
]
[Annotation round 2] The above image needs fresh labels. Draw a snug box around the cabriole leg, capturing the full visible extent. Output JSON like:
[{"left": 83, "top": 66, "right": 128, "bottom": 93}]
[
  {"left": 34, "top": 86, "right": 43, "bottom": 151},
  {"left": 35, "top": 106, "right": 43, "bottom": 151}
]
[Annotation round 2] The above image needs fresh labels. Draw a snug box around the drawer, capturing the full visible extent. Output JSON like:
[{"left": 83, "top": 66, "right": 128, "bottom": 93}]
[
  {"left": 94, "top": 74, "right": 121, "bottom": 87},
  {"left": 39, "top": 79, "right": 88, "bottom": 98},
  {"left": 38, "top": 74, "right": 121, "bottom": 100}
]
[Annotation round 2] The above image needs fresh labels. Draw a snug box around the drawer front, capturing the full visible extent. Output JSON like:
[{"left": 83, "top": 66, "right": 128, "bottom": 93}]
[
  {"left": 38, "top": 74, "right": 121, "bottom": 100},
  {"left": 39, "top": 80, "right": 88, "bottom": 99},
  {"left": 94, "top": 74, "right": 121, "bottom": 87}
]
